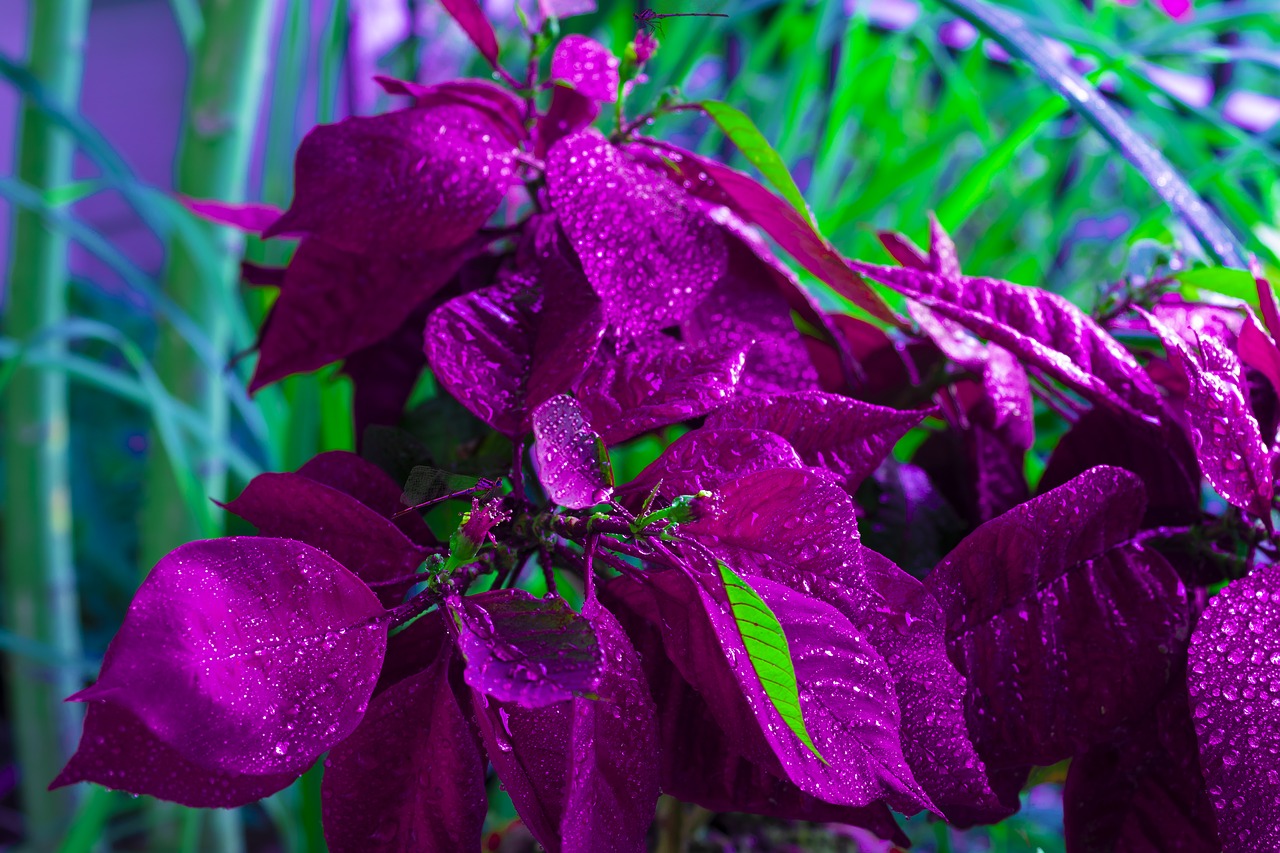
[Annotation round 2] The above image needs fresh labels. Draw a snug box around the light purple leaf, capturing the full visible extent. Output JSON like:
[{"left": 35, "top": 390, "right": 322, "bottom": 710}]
[
  {"left": 184, "top": 198, "right": 283, "bottom": 234},
  {"left": 51, "top": 702, "right": 296, "bottom": 807},
  {"left": 539, "top": 0, "right": 596, "bottom": 19},
  {"left": 1142, "top": 308, "right": 1273, "bottom": 517},
  {"left": 1039, "top": 407, "right": 1201, "bottom": 528},
  {"left": 682, "top": 210, "right": 823, "bottom": 395},
  {"left": 437, "top": 0, "right": 501, "bottom": 68},
  {"left": 926, "top": 467, "right": 1191, "bottom": 768},
  {"left": 607, "top": 566, "right": 932, "bottom": 814},
  {"left": 373, "top": 76, "right": 527, "bottom": 143},
  {"left": 1063, "top": 671, "right": 1220, "bottom": 853},
  {"left": 322, "top": 639, "right": 486, "bottom": 853},
  {"left": 550, "top": 35, "right": 619, "bottom": 103},
  {"left": 472, "top": 601, "right": 658, "bottom": 853},
  {"left": 705, "top": 390, "right": 932, "bottom": 494},
  {"left": 546, "top": 130, "right": 728, "bottom": 336},
  {"left": 575, "top": 337, "right": 746, "bottom": 445},
  {"left": 222, "top": 472, "right": 429, "bottom": 607},
  {"left": 451, "top": 589, "right": 602, "bottom": 707},
  {"left": 682, "top": 468, "right": 1014, "bottom": 823},
  {"left": 531, "top": 395, "right": 613, "bottom": 509},
  {"left": 1239, "top": 309, "right": 1280, "bottom": 402},
  {"left": 251, "top": 238, "right": 473, "bottom": 390},
  {"left": 638, "top": 140, "right": 897, "bottom": 323},
  {"left": 615, "top": 427, "right": 808, "bottom": 506},
  {"left": 1187, "top": 561, "right": 1280, "bottom": 852},
  {"left": 70, "top": 537, "right": 386, "bottom": 776},
  {"left": 264, "top": 107, "right": 513, "bottom": 255},
  {"left": 849, "top": 261, "right": 1165, "bottom": 421}
]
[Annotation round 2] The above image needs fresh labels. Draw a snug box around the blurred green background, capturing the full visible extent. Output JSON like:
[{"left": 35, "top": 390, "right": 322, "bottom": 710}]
[{"left": 1, "top": 0, "right": 1278, "bottom": 849}]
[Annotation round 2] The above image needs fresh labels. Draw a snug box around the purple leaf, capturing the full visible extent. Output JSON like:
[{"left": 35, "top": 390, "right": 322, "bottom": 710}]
[
  {"left": 607, "top": 565, "right": 932, "bottom": 814},
  {"left": 222, "top": 472, "right": 429, "bottom": 607},
  {"left": 264, "top": 107, "right": 513, "bottom": 255},
  {"left": 926, "top": 467, "right": 1191, "bottom": 768},
  {"left": 1063, "top": 671, "right": 1220, "bottom": 853},
  {"left": 70, "top": 538, "right": 386, "bottom": 776},
  {"left": 184, "top": 198, "right": 283, "bottom": 234},
  {"left": 373, "top": 76, "right": 527, "bottom": 143},
  {"left": 451, "top": 590, "right": 602, "bottom": 707},
  {"left": 705, "top": 390, "right": 932, "bottom": 494},
  {"left": 1187, "top": 561, "right": 1280, "bottom": 852},
  {"left": 294, "top": 450, "right": 435, "bottom": 545},
  {"left": 539, "top": 0, "right": 596, "bottom": 19},
  {"left": 322, "top": 639, "right": 486, "bottom": 853},
  {"left": 546, "top": 130, "right": 728, "bottom": 335},
  {"left": 615, "top": 427, "right": 808, "bottom": 506},
  {"left": 1239, "top": 309, "right": 1280, "bottom": 404},
  {"left": 575, "top": 337, "right": 746, "bottom": 445},
  {"left": 437, "top": 0, "right": 501, "bottom": 69},
  {"left": 682, "top": 468, "right": 1013, "bottom": 823},
  {"left": 425, "top": 241, "right": 605, "bottom": 436},
  {"left": 850, "top": 261, "right": 1165, "bottom": 421},
  {"left": 376, "top": 609, "right": 449, "bottom": 696},
  {"left": 472, "top": 601, "right": 659, "bottom": 853},
  {"left": 251, "top": 238, "right": 473, "bottom": 390},
  {"left": 1040, "top": 406, "right": 1201, "bottom": 528},
  {"left": 1142, "top": 308, "right": 1273, "bottom": 517},
  {"left": 534, "top": 86, "right": 600, "bottom": 160},
  {"left": 682, "top": 210, "right": 823, "bottom": 395},
  {"left": 638, "top": 141, "right": 896, "bottom": 323},
  {"left": 341, "top": 303, "right": 431, "bottom": 443},
  {"left": 857, "top": 458, "right": 966, "bottom": 580},
  {"left": 550, "top": 35, "right": 619, "bottom": 103},
  {"left": 51, "top": 702, "right": 296, "bottom": 807},
  {"left": 531, "top": 395, "right": 613, "bottom": 509}
]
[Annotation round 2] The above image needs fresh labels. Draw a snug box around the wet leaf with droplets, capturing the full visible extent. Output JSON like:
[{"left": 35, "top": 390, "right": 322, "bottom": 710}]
[
  {"left": 321, "top": 638, "right": 486, "bottom": 853},
  {"left": 1186, "top": 561, "right": 1280, "bottom": 852},
  {"left": 471, "top": 601, "right": 658, "bottom": 853},
  {"left": 451, "top": 590, "right": 602, "bottom": 707},
  {"left": 531, "top": 395, "right": 613, "bottom": 509},
  {"left": 575, "top": 337, "right": 747, "bottom": 445},
  {"left": 550, "top": 35, "right": 620, "bottom": 103},
  {"left": 927, "top": 467, "right": 1191, "bottom": 768},
  {"left": 66, "top": 537, "right": 387, "bottom": 777}
]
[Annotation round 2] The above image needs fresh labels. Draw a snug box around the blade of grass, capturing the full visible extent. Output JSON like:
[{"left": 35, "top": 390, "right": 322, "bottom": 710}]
[
  {"left": 935, "top": 0, "right": 1248, "bottom": 267},
  {"left": 1, "top": 0, "right": 91, "bottom": 846}
]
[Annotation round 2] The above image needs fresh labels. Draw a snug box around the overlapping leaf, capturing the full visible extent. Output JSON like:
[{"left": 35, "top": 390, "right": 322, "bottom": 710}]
[
  {"left": 550, "top": 36, "right": 619, "bottom": 103},
  {"left": 531, "top": 395, "right": 613, "bottom": 509}
]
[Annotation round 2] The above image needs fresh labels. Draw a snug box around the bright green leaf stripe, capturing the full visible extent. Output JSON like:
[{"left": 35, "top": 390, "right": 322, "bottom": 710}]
[
  {"left": 700, "top": 100, "right": 818, "bottom": 231},
  {"left": 717, "top": 561, "right": 825, "bottom": 764}
]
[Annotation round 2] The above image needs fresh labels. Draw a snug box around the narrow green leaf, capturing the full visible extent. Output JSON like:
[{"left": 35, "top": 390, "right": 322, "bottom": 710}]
[
  {"left": 701, "top": 100, "right": 818, "bottom": 229},
  {"left": 937, "top": 0, "right": 1248, "bottom": 268},
  {"left": 167, "top": 0, "right": 205, "bottom": 52},
  {"left": 1175, "top": 266, "right": 1259, "bottom": 304},
  {"left": 717, "top": 560, "right": 825, "bottom": 764}
]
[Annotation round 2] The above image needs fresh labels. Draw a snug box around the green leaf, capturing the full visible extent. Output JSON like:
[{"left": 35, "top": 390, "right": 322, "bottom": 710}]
[
  {"left": 700, "top": 100, "right": 818, "bottom": 230},
  {"left": 717, "top": 560, "right": 826, "bottom": 764},
  {"left": 1175, "top": 266, "right": 1259, "bottom": 304}
]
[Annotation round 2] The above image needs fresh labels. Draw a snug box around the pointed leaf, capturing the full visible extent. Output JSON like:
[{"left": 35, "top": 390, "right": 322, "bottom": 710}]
[
  {"left": 70, "top": 537, "right": 387, "bottom": 776},
  {"left": 531, "top": 395, "right": 613, "bottom": 509},
  {"left": 184, "top": 197, "right": 282, "bottom": 234},
  {"left": 699, "top": 101, "right": 815, "bottom": 229},
  {"left": 437, "top": 0, "right": 501, "bottom": 68},
  {"left": 451, "top": 590, "right": 602, "bottom": 707}
]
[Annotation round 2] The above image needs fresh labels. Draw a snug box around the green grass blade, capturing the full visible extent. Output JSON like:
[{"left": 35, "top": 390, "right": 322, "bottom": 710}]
[{"left": 701, "top": 99, "right": 817, "bottom": 228}]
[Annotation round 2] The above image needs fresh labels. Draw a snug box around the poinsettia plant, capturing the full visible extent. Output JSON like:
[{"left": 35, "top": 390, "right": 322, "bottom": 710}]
[{"left": 53, "top": 2, "right": 1280, "bottom": 851}]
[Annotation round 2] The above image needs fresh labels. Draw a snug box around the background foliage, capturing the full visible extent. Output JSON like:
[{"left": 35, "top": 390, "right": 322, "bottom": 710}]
[{"left": 2, "top": 0, "right": 1278, "bottom": 849}]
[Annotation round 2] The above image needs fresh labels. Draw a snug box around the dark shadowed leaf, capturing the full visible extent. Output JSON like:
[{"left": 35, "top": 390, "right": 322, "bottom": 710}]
[
  {"left": 550, "top": 35, "right": 619, "bottom": 103},
  {"left": 706, "top": 391, "right": 931, "bottom": 494},
  {"left": 1187, "top": 561, "right": 1280, "bottom": 852},
  {"left": 1142, "top": 309, "right": 1273, "bottom": 518},
  {"left": 546, "top": 130, "right": 728, "bottom": 336},
  {"left": 222, "top": 473, "right": 429, "bottom": 607},
  {"left": 451, "top": 590, "right": 602, "bottom": 707},
  {"left": 322, "top": 640, "right": 486, "bottom": 853},
  {"left": 264, "top": 107, "right": 513, "bottom": 255},
  {"left": 341, "top": 304, "right": 431, "bottom": 442},
  {"left": 926, "top": 467, "right": 1190, "bottom": 768},
  {"left": 575, "top": 338, "right": 746, "bottom": 445},
  {"left": 52, "top": 702, "right": 296, "bottom": 807},
  {"left": 471, "top": 602, "right": 658, "bottom": 853},
  {"left": 531, "top": 395, "right": 613, "bottom": 509},
  {"left": 856, "top": 458, "right": 966, "bottom": 580},
  {"left": 296, "top": 450, "right": 437, "bottom": 545},
  {"left": 69, "top": 538, "right": 386, "bottom": 776}
]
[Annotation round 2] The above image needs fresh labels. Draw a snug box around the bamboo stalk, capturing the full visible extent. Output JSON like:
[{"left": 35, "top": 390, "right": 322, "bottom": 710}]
[
  {"left": 2, "top": 0, "right": 92, "bottom": 848},
  {"left": 138, "top": 0, "right": 274, "bottom": 564}
]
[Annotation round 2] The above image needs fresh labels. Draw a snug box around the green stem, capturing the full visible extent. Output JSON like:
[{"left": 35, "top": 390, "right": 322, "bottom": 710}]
[
  {"left": 139, "top": 0, "right": 274, "bottom": 563},
  {"left": 2, "top": 0, "right": 91, "bottom": 848}
]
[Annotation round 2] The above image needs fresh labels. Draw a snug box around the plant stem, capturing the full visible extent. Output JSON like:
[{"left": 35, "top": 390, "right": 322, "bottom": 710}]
[
  {"left": 2, "top": 0, "right": 91, "bottom": 846},
  {"left": 139, "top": 0, "right": 274, "bottom": 567}
]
